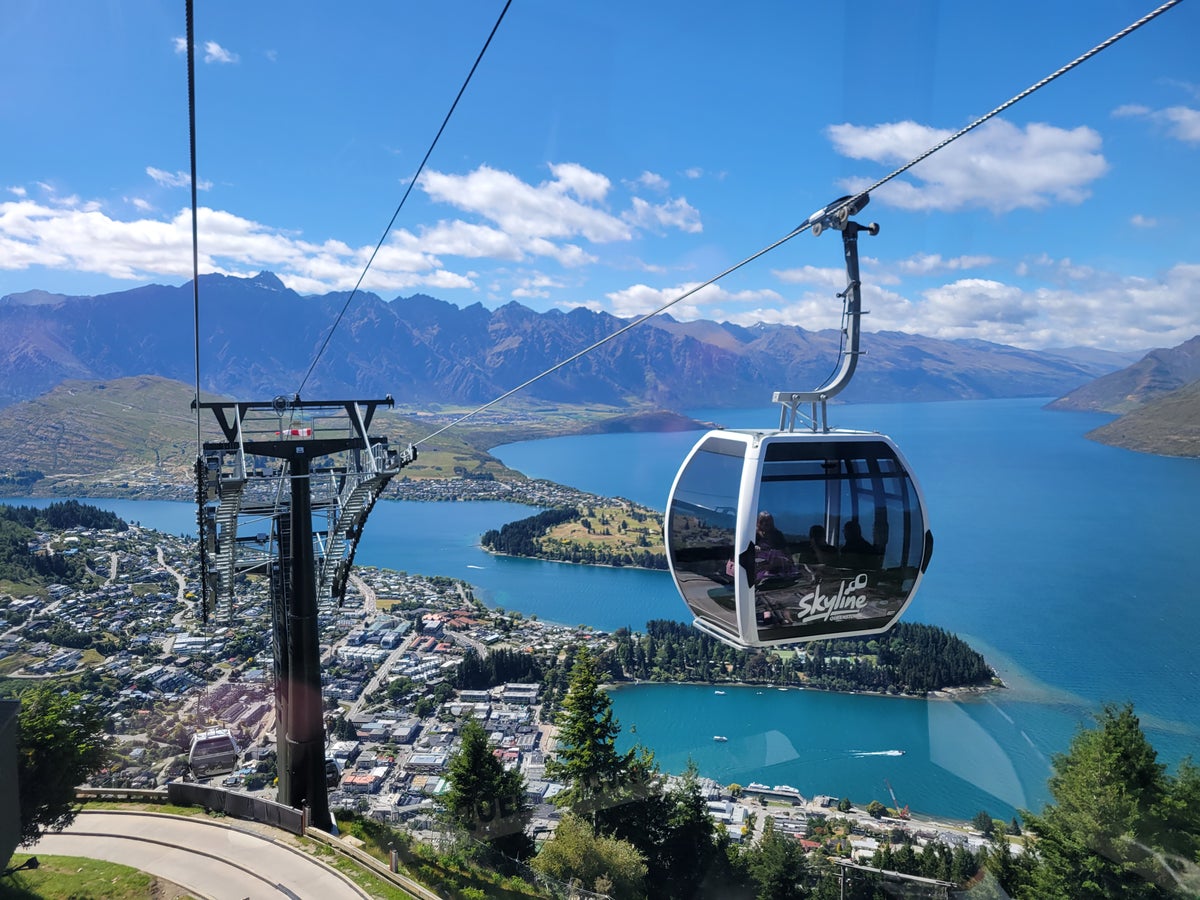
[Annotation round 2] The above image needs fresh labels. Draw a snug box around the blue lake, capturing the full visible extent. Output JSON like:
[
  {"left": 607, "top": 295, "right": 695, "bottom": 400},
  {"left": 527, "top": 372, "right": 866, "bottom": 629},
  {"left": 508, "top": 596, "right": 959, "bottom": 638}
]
[
  {"left": 492, "top": 398, "right": 1200, "bottom": 818},
  {"left": 8, "top": 398, "right": 1199, "bottom": 820}
]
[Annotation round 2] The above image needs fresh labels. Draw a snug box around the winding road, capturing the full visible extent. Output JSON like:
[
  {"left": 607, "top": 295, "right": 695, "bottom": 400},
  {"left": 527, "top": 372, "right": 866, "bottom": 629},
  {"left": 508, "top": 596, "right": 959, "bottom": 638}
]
[{"left": 34, "top": 810, "right": 371, "bottom": 899}]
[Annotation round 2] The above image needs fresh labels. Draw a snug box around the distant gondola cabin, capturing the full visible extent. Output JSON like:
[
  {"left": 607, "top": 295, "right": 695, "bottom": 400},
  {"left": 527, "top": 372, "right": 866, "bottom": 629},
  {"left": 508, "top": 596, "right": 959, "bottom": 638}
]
[{"left": 188, "top": 728, "right": 239, "bottom": 777}]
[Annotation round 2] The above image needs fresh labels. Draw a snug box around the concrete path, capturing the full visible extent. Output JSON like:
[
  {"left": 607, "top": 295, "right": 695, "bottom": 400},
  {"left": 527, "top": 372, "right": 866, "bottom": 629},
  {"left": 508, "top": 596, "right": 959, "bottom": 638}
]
[{"left": 34, "top": 810, "right": 371, "bottom": 900}]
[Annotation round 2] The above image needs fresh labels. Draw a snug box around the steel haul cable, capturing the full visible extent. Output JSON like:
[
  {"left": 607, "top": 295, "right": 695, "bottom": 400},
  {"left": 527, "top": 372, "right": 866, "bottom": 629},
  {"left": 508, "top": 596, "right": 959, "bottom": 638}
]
[{"left": 294, "top": 0, "right": 513, "bottom": 398}]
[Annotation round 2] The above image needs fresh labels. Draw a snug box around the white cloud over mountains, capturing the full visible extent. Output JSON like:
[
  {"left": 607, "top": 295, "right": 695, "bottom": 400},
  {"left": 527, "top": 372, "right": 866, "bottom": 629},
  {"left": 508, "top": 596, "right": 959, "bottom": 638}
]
[
  {"left": 827, "top": 119, "right": 1109, "bottom": 212},
  {"left": 0, "top": 147, "right": 1196, "bottom": 353}
]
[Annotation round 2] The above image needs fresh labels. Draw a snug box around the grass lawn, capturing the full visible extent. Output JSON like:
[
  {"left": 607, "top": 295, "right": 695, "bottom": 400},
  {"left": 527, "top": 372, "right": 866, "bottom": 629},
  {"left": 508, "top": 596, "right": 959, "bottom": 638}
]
[
  {"left": 0, "top": 855, "right": 194, "bottom": 900},
  {"left": 542, "top": 504, "right": 665, "bottom": 556}
]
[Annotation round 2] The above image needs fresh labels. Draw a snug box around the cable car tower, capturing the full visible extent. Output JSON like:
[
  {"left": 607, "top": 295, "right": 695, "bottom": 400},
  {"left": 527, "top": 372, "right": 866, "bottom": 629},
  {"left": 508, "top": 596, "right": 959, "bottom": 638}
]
[
  {"left": 194, "top": 394, "right": 415, "bottom": 831},
  {"left": 666, "top": 194, "right": 933, "bottom": 650}
]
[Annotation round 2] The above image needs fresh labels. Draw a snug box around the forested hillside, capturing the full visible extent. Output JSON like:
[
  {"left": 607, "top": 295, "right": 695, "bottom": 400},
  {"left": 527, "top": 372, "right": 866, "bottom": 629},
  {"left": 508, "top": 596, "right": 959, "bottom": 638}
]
[{"left": 0, "top": 501, "right": 126, "bottom": 592}]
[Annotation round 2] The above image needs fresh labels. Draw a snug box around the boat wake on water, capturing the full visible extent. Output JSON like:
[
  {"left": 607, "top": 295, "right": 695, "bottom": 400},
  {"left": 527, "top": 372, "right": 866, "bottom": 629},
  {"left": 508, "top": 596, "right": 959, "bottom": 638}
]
[{"left": 849, "top": 749, "right": 905, "bottom": 757}]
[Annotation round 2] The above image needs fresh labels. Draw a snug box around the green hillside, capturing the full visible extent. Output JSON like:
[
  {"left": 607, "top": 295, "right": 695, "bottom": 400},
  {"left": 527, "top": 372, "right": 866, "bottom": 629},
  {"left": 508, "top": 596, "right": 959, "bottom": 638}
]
[
  {"left": 1085, "top": 379, "right": 1200, "bottom": 458},
  {"left": 0, "top": 376, "right": 701, "bottom": 497}
]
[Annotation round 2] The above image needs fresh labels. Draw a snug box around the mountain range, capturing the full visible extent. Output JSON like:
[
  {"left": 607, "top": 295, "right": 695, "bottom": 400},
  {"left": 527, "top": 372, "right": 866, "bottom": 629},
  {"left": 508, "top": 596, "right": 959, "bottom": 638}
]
[
  {"left": 1, "top": 272, "right": 1196, "bottom": 479},
  {"left": 0, "top": 271, "right": 1132, "bottom": 412},
  {"left": 1048, "top": 335, "right": 1200, "bottom": 456}
]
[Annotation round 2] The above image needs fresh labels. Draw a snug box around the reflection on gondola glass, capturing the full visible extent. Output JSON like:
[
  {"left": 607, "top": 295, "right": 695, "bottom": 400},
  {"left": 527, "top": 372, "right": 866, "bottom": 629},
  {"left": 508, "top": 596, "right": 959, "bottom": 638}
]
[
  {"left": 666, "top": 436, "right": 746, "bottom": 640},
  {"left": 667, "top": 430, "right": 932, "bottom": 648}
]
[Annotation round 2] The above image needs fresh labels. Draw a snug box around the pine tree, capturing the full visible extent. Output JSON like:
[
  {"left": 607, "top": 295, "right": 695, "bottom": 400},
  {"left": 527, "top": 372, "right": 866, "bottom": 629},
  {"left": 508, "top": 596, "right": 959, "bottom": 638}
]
[
  {"left": 547, "top": 646, "right": 639, "bottom": 825},
  {"left": 546, "top": 646, "right": 671, "bottom": 876},
  {"left": 1022, "top": 703, "right": 1194, "bottom": 898},
  {"left": 443, "top": 718, "right": 533, "bottom": 859},
  {"left": 658, "top": 761, "right": 722, "bottom": 897},
  {"left": 746, "top": 817, "right": 808, "bottom": 900}
]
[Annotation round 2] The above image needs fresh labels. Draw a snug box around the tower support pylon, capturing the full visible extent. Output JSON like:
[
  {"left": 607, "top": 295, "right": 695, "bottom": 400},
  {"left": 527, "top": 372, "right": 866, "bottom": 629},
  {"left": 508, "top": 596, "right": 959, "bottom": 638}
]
[{"left": 194, "top": 395, "right": 414, "bottom": 831}]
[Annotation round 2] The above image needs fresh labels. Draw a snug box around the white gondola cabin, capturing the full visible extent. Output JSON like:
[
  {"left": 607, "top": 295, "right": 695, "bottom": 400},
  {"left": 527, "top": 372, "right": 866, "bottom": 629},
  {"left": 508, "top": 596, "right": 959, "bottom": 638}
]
[
  {"left": 325, "top": 757, "right": 342, "bottom": 788},
  {"left": 666, "top": 429, "right": 932, "bottom": 649},
  {"left": 188, "top": 727, "right": 239, "bottom": 777}
]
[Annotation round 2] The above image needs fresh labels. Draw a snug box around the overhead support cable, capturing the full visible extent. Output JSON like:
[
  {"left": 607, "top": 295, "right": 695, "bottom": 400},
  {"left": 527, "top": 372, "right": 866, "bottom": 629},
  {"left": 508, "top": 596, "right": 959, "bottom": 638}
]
[
  {"left": 412, "top": 0, "right": 1183, "bottom": 446},
  {"left": 295, "top": 0, "right": 514, "bottom": 397},
  {"left": 184, "top": 0, "right": 212, "bottom": 625}
]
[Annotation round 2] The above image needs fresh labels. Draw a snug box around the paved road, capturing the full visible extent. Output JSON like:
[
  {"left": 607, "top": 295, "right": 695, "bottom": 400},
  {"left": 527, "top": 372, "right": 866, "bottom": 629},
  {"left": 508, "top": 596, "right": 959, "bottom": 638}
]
[{"left": 34, "top": 810, "right": 371, "bottom": 900}]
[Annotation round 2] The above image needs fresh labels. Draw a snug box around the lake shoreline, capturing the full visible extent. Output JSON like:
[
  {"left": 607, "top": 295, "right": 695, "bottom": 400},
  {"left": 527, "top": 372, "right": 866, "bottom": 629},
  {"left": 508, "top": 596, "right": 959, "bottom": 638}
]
[
  {"left": 604, "top": 678, "right": 1005, "bottom": 703},
  {"left": 480, "top": 546, "right": 666, "bottom": 572}
]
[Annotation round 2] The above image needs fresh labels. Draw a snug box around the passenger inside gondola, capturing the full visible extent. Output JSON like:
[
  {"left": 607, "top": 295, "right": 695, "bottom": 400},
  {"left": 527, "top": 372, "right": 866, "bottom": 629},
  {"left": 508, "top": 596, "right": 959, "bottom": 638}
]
[
  {"left": 840, "top": 518, "right": 884, "bottom": 569},
  {"left": 753, "top": 511, "right": 795, "bottom": 581},
  {"left": 808, "top": 524, "right": 837, "bottom": 564},
  {"left": 841, "top": 518, "right": 874, "bottom": 554},
  {"left": 756, "top": 511, "right": 787, "bottom": 550}
]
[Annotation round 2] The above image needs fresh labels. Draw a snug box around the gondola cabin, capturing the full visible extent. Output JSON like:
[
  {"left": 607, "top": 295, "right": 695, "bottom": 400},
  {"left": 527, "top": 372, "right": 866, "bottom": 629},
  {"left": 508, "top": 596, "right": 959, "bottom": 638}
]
[
  {"left": 325, "top": 757, "right": 342, "bottom": 788},
  {"left": 188, "top": 727, "right": 239, "bottom": 777},
  {"left": 666, "top": 429, "right": 932, "bottom": 649}
]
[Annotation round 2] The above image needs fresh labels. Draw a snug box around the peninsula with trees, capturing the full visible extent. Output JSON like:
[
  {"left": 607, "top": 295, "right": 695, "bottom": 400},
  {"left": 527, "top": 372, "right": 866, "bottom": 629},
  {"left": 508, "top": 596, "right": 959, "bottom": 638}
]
[{"left": 481, "top": 502, "right": 668, "bottom": 570}]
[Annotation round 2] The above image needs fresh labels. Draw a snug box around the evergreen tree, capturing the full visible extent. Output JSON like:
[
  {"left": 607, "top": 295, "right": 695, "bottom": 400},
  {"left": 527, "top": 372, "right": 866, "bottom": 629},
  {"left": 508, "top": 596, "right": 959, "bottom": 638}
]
[
  {"left": 16, "top": 685, "right": 112, "bottom": 846},
  {"left": 547, "top": 646, "right": 640, "bottom": 825},
  {"left": 546, "top": 646, "right": 673, "bottom": 879},
  {"left": 983, "top": 832, "right": 1036, "bottom": 898},
  {"left": 746, "top": 817, "right": 808, "bottom": 900},
  {"left": 1022, "top": 703, "right": 1195, "bottom": 898},
  {"left": 658, "top": 761, "right": 722, "bottom": 897},
  {"left": 443, "top": 719, "right": 533, "bottom": 859}
]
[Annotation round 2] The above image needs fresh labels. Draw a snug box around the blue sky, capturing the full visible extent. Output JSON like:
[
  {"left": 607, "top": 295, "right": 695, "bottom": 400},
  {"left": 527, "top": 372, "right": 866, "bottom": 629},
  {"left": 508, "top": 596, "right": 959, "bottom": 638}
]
[{"left": 2, "top": 0, "right": 1198, "bottom": 352}]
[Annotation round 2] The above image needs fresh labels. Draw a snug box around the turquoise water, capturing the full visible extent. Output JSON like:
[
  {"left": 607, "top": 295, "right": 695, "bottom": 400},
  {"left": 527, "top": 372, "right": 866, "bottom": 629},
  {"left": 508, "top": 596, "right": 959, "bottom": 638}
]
[
  {"left": 10, "top": 398, "right": 1199, "bottom": 819},
  {"left": 492, "top": 398, "right": 1200, "bottom": 818}
]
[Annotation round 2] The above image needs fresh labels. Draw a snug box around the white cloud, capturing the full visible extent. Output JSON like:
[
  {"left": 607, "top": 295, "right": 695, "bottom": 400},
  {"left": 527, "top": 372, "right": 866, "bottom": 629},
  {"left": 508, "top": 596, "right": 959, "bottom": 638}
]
[
  {"left": 623, "top": 196, "right": 702, "bottom": 234},
  {"left": 771, "top": 264, "right": 846, "bottom": 290},
  {"left": 512, "top": 273, "right": 567, "bottom": 300},
  {"left": 826, "top": 118, "right": 1108, "bottom": 212},
  {"left": 1114, "top": 103, "right": 1200, "bottom": 144},
  {"left": 1131, "top": 214, "right": 1157, "bottom": 228},
  {"left": 0, "top": 196, "right": 468, "bottom": 295},
  {"left": 866, "top": 264, "right": 1200, "bottom": 352},
  {"left": 417, "top": 162, "right": 703, "bottom": 262},
  {"left": 420, "top": 164, "right": 630, "bottom": 243},
  {"left": 893, "top": 253, "right": 997, "bottom": 275},
  {"left": 1159, "top": 106, "right": 1200, "bottom": 144},
  {"left": 634, "top": 171, "right": 669, "bottom": 191},
  {"left": 171, "top": 37, "right": 239, "bottom": 64},
  {"left": 146, "top": 167, "right": 211, "bottom": 191},
  {"left": 8, "top": 186, "right": 27, "bottom": 198},
  {"left": 204, "top": 41, "right": 238, "bottom": 64},
  {"left": 605, "top": 281, "right": 785, "bottom": 321},
  {"left": 600, "top": 256, "right": 1200, "bottom": 353},
  {"left": 547, "top": 162, "right": 612, "bottom": 203}
]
